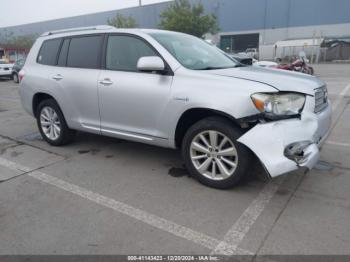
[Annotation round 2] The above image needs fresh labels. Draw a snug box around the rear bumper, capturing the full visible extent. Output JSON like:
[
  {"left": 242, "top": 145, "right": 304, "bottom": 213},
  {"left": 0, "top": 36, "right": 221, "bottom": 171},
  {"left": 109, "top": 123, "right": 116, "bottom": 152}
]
[
  {"left": 0, "top": 71, "right": 12, "bottom": 77},
  {"left": 238, "top": 97, "right": 332, "bottom": 177}
]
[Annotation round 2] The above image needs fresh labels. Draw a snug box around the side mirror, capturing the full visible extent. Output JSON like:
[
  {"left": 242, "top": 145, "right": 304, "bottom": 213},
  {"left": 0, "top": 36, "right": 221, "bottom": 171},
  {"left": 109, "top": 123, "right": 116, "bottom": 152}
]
[{"left": 137, "top": 56, "right": 165, "bottom": 72}]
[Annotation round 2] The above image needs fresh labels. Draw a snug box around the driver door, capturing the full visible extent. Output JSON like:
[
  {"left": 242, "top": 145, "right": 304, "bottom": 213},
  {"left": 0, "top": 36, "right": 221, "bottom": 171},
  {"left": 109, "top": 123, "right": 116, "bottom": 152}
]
[{"left": 98, "top": 34, "right": 173, "bottom": 141}]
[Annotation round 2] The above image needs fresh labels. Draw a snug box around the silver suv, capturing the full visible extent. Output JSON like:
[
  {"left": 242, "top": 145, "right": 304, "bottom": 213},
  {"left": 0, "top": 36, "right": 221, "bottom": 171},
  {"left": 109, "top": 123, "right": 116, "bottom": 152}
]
[{"left": 19, "top": 26, "right": 332, "bottom": 189}]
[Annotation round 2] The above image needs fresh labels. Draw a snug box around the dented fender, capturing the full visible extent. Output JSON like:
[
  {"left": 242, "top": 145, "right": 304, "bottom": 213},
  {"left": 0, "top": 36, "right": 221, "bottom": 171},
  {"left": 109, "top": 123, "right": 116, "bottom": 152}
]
[{"left": 238, "top": 97, "right": 332, "bottom": 177}]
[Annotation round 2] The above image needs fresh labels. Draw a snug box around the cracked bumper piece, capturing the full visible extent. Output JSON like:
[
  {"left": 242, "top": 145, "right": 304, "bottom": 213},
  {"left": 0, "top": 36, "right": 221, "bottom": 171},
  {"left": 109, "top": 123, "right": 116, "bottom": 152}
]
[{"left": 238, "top": 100, "right": 332, "bottom": 177}]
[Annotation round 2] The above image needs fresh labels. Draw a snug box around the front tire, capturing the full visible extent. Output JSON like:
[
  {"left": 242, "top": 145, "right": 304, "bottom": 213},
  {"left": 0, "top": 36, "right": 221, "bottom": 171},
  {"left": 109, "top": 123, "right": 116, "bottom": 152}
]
[
  {"left": 182, "top": 117, "right": 252, "bottom": 189},
  {"left": 36, "top": 99, "right": 75, "bottom": 146}
]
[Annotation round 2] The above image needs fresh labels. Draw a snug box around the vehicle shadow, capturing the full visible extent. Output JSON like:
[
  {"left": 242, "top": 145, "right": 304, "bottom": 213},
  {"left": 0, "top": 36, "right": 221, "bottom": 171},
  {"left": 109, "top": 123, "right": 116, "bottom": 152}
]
[
  {"left": 73, "top": 131, "right": 270, "bottom": 187},
  {"left": 19, "top": 130, "right": 270, "bottom": 189}
]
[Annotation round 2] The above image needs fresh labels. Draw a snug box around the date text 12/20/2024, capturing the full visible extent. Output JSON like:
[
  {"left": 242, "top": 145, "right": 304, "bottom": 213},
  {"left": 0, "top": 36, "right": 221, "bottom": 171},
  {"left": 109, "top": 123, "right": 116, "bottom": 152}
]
[{"left": 127, "top": 255, "right": 220, "bottom": 261}]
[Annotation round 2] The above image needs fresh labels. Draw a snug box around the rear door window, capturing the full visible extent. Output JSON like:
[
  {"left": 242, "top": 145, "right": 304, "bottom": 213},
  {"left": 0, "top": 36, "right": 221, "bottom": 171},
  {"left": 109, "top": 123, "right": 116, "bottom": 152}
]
[
  {"left": 66, "top": 35, "right": 102, "bottom": 69},
  {"left": 37, "top": 39, "right": 62, "bottom": 65}
]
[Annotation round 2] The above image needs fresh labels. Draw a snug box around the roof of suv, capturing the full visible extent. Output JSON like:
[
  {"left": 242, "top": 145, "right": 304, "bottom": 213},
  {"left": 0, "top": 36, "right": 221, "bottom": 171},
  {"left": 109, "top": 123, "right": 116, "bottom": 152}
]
[{"left": 40, "top": 25, "right": 182, "bottom": 39}]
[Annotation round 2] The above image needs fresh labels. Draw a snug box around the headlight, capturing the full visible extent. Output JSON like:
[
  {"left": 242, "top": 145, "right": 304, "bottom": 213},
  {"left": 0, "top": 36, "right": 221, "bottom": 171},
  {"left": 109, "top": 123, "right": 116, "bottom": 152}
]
[{"left": 251, "top": 93, "right": 306, "bottom": 116}]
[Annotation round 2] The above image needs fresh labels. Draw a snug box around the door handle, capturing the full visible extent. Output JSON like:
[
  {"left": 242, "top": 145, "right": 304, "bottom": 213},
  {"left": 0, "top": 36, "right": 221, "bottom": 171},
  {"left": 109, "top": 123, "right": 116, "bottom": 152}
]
[
  {"left": 52, "top": 74, "right": 63, "bottom": 81},
  {"left": 99, "top": 78, "right": 113, "bottom": 86}
]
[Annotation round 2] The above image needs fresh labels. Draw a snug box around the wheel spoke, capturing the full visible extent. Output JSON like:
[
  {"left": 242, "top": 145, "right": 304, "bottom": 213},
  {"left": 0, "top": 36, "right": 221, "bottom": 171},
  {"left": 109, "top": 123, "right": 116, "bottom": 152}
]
[
  {"left": 211, "top": 161, "right": 217, "bottom": 178},
  {"left": 53, "top": 125, "right": 58, "bottom": 138},
  {"left": 221, "top": 157, "right": 237, "bottom": 168},
  {"left": 47, "top": 108, "right": 54, "bottom": 118},
  {"left": 192, "top": 142, "right": 210, "bottom": 154},
  {"left": 191, "top": 154, "right": 207, "bottom": 160},
  {"left": 49, "top": 125, "right": 55, "bottom": 139},
  {"left": 199, "top": 134, "right": 211, "bottom": 148},
  {"left": 52, "top": 112, "right": 58, "bottom": 122},
  {"left": 42, "top": 108, "right": 50, "bottom": 119},
  {"left": 53, "top": 124, "right": 61, "bottom": 133},
  {"left": 218, "top": 137, "right": 228, "bottom": 150},
  {"left": 43, "top": 127, "right": 49, "bottom": 135},
  {"left": 40, "top": 120, "right": 50, "bottom": 127},
  {"left": 218, "top": 147, "right": 237, "bottom": 157},
  {"left": 198, "top": 157, "right": 212, "bottom": 173},
  {"left": 41, "top": 114, "right": 50, "bottom": 121},
  {"left": 215, "top": 159, "right": 231, "bottom": 178},
  {"left": 209, "top": 131, "right": 218, "bottom": 148}
]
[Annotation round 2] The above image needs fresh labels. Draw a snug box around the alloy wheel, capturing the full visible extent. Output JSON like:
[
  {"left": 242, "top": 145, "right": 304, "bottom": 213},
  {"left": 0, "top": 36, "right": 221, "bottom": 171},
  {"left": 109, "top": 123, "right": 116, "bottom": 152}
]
[
  {"left": 40, "top": 106, "right": 61, "bottom": 141},
  {"left": 190, "top": 130, "right": 238, "bottom": 181}
]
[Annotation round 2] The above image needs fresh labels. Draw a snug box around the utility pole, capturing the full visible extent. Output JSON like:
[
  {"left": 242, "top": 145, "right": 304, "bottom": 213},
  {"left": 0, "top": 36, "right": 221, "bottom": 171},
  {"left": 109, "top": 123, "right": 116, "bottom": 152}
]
[{"left": 139, "top": 0, "right": 142, "bottom": 6}]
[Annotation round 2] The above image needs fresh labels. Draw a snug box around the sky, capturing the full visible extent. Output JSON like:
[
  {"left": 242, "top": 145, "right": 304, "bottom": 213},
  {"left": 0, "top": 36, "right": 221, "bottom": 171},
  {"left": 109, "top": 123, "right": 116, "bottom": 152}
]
[{"left": 0, "top": 0, "right": 170, "bottom": 28}]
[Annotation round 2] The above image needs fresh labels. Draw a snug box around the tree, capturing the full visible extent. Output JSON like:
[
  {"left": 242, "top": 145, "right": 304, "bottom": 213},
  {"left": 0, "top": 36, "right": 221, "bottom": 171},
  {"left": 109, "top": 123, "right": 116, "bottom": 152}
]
[
  {"left": 0, "top": 32, "right": 37, "bottom": 49},
  {"left": 6, "top": 34, "right": 37, "bottom": 49},
  {"left": 108, "top": 14, "right": 138, "bottom": 28},
  {"left": 159, "top": 0, "right": 219, "bottom": 37}
]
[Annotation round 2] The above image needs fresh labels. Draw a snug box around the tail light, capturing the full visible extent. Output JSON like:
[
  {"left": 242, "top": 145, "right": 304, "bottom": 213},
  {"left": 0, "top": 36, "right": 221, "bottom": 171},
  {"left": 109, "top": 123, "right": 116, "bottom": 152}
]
[{"left": 19, "top": 70, "right": 25, "bottom": 82}]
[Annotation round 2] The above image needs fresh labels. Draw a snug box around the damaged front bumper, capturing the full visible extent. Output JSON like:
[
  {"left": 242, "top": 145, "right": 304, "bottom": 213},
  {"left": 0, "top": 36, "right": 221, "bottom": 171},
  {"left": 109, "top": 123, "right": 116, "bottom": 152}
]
[{"left": 238, "top": 96, "right": 332, "bottom": 178}]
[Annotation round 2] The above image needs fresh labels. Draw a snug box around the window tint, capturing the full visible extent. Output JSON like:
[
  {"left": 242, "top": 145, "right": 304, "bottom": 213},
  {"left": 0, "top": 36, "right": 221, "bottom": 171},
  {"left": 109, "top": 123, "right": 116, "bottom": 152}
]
[
  {"left": 67, "top": 35, "right": 102, "bottom": 69},
  {"left": 37, "top": 39, "right": 62, "bottom": 65},
  {"left": 58, "top": 39, "right": 70, "bottom": 66},
  {"left": 106, "top": 35, "right": 157, "bottom": 71}
]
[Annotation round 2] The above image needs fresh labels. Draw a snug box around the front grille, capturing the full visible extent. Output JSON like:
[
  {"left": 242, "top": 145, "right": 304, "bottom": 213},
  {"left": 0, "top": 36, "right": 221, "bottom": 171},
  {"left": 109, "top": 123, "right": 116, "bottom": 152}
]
[{"left": 314, "top": 86, "right": 328, "bottom": 113}]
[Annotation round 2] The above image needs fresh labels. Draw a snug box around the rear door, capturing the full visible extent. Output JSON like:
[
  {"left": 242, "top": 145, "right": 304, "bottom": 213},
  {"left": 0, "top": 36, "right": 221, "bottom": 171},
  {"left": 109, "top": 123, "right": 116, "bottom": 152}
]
[{"left": 48, "top": 35, "right": 103, "bottom": 132}]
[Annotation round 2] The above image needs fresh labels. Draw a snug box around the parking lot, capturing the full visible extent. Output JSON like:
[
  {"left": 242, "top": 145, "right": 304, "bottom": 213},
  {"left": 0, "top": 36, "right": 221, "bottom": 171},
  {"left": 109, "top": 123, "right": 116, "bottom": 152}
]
[{"left": 0, "top": 64, "right": 349, "bottom": 257}]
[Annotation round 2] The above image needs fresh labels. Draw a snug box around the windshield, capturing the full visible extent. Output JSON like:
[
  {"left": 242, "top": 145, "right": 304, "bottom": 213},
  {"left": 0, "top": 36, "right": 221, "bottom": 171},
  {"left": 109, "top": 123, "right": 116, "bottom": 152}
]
[{"left": 149, "top": 32, "right": 239, "bottom": 70}]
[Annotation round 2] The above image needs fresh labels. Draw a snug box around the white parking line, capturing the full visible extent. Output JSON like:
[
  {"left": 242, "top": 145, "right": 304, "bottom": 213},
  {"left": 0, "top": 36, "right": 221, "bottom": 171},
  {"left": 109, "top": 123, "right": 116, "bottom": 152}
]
[
  {"left": 0, "top": 156, "right": 253, "bottom": 255},
  {"left": 332, "top": 83, "right": 350, "bottom": 111},
  {"left": 0, "top": 97, "right": 20, "bottom": 102},
  {"left": 211, "top": 179, "right": 283, "bottom": 255}
]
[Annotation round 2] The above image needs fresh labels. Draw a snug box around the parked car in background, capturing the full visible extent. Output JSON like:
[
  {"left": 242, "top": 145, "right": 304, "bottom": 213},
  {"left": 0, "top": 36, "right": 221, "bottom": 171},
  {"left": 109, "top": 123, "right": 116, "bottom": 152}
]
[
  {"left": 245, "top": 48, "right": 259, "bottom": 59},
  {"left": 253, "top": 60, "right": 278, "bottom": 68},
  {"left": 12, "top": 58, "right": 26, "bottom": 83},
  {"left": 229, "top": 53, "right": 255, "bottom": 66},
  {"left": 19, "top": 26, "right": 331, "bottom": 189},
  {"left": 0, "top": 59, "right": 14, "bottom": 79},
  {"left": 228, "top": 53, "right": 278, "bottom": 68}
]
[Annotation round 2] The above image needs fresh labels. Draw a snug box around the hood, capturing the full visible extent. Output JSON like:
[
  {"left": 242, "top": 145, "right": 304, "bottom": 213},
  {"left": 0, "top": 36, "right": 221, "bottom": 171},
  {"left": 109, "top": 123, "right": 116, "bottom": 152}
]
[{"left": 206, "top": 66, "right": 324, "bottom": 95}]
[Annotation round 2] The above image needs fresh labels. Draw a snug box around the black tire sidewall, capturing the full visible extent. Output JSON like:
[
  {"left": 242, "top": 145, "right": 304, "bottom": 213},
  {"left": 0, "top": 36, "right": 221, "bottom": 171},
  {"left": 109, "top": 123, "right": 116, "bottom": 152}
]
[
  {"left": 13, "top": 73, "right": 19, "bottom": 83},
  {"left": 36, "top": 99, "right": 73, "bottom": 146},
  {"left": 182, "top": 117, "right": 251, "bottom": 189}
]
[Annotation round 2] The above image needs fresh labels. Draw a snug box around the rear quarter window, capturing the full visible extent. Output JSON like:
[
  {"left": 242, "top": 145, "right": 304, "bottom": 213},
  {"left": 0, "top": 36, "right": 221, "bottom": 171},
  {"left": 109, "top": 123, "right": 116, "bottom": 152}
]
[{"left": 37, "top": 39, "right": 62, "bottom": 66}]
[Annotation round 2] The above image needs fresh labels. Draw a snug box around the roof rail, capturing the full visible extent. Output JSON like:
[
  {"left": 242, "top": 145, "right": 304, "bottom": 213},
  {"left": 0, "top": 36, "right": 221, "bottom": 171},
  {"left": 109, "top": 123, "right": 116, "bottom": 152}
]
[{"left": 40, "top": 25, "right": 114, "bottom": 37}]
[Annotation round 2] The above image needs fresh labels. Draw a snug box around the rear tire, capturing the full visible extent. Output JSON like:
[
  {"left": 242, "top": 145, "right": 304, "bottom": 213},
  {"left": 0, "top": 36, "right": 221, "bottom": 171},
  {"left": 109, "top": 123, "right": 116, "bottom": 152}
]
[
  {"left": 181, "top": 117, "right": 252, "bottom": 189},
  {"left": 36, "top": 99, "right": 75, "bottom": 146},
  {"left": 13, "top": 73, "right": 19, "bottom": 83}
]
